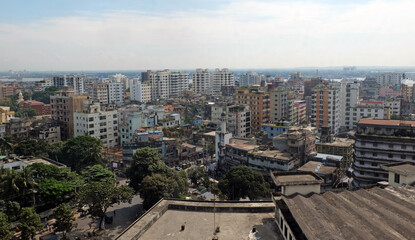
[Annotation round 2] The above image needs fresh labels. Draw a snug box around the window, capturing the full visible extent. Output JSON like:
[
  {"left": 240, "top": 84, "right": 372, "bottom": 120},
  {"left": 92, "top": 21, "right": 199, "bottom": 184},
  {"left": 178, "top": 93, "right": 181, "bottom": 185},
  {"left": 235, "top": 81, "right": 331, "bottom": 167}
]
[
  {"left": 401, "top": 155, "right": 406, "bottom": 159},
  {"left": 372, "top": 153, "right": 377, "bottom": 157},
  {"left": 401, "top": 145, "right": 406, "bottom": 149},
  {"left": 373, "top": 143, "right": 378, "bottom": 147},
  {"left": 360, "top": 161, "right": 364, "bottom": 165},
  {"left": 388, "top": 154, "right": 393, "bottom": 158},
  {"left": 394, "top": 173, "right": 400, "bottom": 183},
  {"left": 371, "top": 162, "right": 377, "bottom": 166},
  {"left": 389, "top": 144, "right": 393, "bottom": 148}
]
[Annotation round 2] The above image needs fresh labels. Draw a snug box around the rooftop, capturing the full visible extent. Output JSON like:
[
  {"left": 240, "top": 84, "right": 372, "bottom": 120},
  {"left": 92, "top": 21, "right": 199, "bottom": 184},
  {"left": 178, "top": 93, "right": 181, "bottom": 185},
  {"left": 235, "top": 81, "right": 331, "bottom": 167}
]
[
  {"left": 202, "top": 131, "right": 216, "bottom": 137},
  {"left": 316, "top": 138, "right": 354, "bottom": 147},
  {"left": 227, "top": 143, "right": 260, "bottom": 151},
  {"left": 358, "top": 118, "right": 415, "bottom": 127},
  {"left": 297, "top": 161, "right": 337, "bottom": 175},
  {"left": 250, "top": 150, "right": 293, "bottom": 161},
  {"left": 381, "top": 161, "right": 415, "bottom": 176},
  {"left": 279, "top": 185, "right": 415, "bottom": 240},
  {"left": 116, "top": 199, "right": 279, "bottom": 240},
  {"left": 272, "top": 171, "right": 323, "bottom": 186}
]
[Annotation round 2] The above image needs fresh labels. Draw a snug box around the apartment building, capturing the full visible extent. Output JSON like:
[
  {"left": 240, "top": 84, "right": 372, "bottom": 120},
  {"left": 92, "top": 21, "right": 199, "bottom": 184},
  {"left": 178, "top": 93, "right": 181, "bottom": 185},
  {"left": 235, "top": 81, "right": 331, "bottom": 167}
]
[
  {"left": 87, "top": 83, "right": 108, "bottom": 105},
  {"left": 53, "top": 75, "right": 85, "bottom": 93},
  {"left": 50, "top": 87, "right": 88, "bottom": 140},
  {"left": 345, "top": 101, "right": 388, "bottom": 129},
  {"left": 212, "top": 68, "right": 234, "bottom": 96},
  {"left": 211, "top": 103, "right": 250, "bottom": 138},
  {"left": 20, "top": 100, "right": 51, "bottom": 116},
  {"left": 375, "top": 72, "right": 404, "bottom": 85},
  {"left": 333, "top": 81, "right": 360, "bottom": 129},
  {"left": 0, "top": 85, "right": 14, "bottom": 100},
  {"left": 148, "top": 70, "right": 188, "bottom": 100},
  {"left": 74, "top": 100, "right": 118, "bottom": 147},
  {"left": 0, "top": 106, "right": 15, "bottom": 124},
  {"left": 270, "top": 90, "right": 288, "bottom": 122},
  {"left": 294, "top": 100, "right": 307, "bottom": 124},
  {"left": 108, "top": 82, "right": 124, "bottom": 105},
  {"left": 353, "top": 118, "right": 415, "bottom": 185},
  {"left": 311, "top": 85, "right": 341, "bottom": 134},
  {"left": 192, "top": 68, "right": 211, "bottom": 94},
  {"left": 239, "top": 72, "right": 260, "bottom": 87},
  {"left": 130, "top": 80, "right": 151, "bottom": 103},
  {"left": 236, "top": 86, "right": 270, "bottom": 132}
]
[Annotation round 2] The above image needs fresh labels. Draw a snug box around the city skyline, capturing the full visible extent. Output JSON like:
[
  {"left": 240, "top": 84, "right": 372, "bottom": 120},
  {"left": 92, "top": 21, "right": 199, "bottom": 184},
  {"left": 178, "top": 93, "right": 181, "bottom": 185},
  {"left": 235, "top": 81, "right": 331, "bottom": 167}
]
[{"left": 1, "top": 0, "right": 415, "bottom": 71}]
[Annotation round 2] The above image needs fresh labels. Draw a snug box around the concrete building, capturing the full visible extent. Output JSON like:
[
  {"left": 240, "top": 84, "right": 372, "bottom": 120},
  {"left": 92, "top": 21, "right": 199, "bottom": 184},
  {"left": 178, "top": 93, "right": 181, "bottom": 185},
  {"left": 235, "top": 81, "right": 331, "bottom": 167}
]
[
  {"left": 5, "top": 118, "right": 30, "bottom": 140},
  {"left": 211, "top": 103, "right": 250, "bottom": 138},
  {"left": 212, "top": 68, "right": 234, "bottom": 96},
  {"left": 53, "top": 75, "right": 85, "bottom": 93},
  {"left": 303, "top": 77, "right": 325, "bottom": 98},
  {"left": 192, "top": 68, "right": 210, "bottom": 94},
  {"left": 315, "top": 138, "right": 354, "bottom": 170},
  {"left": 87, "top": 83, "right": 108, "bottom": 105},
  {"left": 30, "top": 122, "right": 61, "bottom": 144},
  {"left": 270, "top": 90, "right": 288, "bottom": 122},
  {"left": 384, "top": 100, "right": 400, "bottom": 116},
  {"left": 0, "top": 85, "right": 14, "bottom": 100},
  {"left": 120, "top": 111, "right": 142, "bottom": 145},
  {"left": 222, "top": 142, "right": 259, "bottom": 171},
  {"left": 74, "top": 100, "right": 118, "bottom": 147},
  {"left": 215, "top": 118, "right": 232, "bottom": 167},
  {"left": 311, "top": 84, "right": 341, "bottom": 134},
  {"left": 294, "top": 100, "right": 306, "bottom": 124},
  {"left": 353, "top": 118, "right": 415, "bottom": 185},
  {"left": 345, "top": 101, "right": 388, "bottom": 130},
  {"left": 20, "top": 100, "right": 51, "bottom": 116},
  {"left": 148, "top": 70, "right": 189, "bottom": 100},
  {"left": 130, "top": 80, "right": 151, "bottom": 103},
  {"left": 247, "top": 150, "right": 299, "bottom": 174},
  {"left": 108, "top": 82, "right": 124, "bottom": 105},
  {"left": 376, "top": 72, "right": 404, "bottom": 85},
  {"left": 169, "top": 72, "right": 189, "bottom": 98},
  {"left": 50, "top": 88, "right": 88, "bottom": 140},
  {"left": 0, "top": 156, "right": 65, "bottom": 171},
  {"left": 381, "top": 161, "right": 415, "bottom": 187},
  {"left": 271, "top": 171, "right": 323, "bottom": 196},
  {"left": 109, "top": 73, "right": 130, "bottom": 90},
  {"left": 334, "top": 80, "right": 360, "bottom": 129},
  {"left": 401, "top": 83, "right": 413, "bottom": 101},
  {"left": 261, "top": 122, "right": 291, "bottom": 140},
  {"left": 236, "top": 86, "right": 270, "bottom": 132},
  {"left": 239, "top": 72, "right": 260, "bottom": 87},
  {"left": 0, "top": 106, "right": 15, "bottom": 123}
]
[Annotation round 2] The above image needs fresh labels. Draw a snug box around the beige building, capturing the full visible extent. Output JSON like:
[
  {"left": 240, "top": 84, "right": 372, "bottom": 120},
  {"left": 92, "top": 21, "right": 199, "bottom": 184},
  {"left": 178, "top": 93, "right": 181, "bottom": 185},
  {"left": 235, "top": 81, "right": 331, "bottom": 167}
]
[
  {"left": 87, "top": 82, "right": 108, "bottom": 105},
  {"left": 212, "top": 68, "right": 234, "bottom": 96},
  {"left": 381, "top": 161, "right": 415, "bottom": 187},
  {"left": 271, "top": 171, "right": 323, "bottom": 196},
  {"left": 192, "top": 68, "right": 210, "bottom": 94},
  {"left": 50, "top": 87, "right": 88, "bottom": 140}
]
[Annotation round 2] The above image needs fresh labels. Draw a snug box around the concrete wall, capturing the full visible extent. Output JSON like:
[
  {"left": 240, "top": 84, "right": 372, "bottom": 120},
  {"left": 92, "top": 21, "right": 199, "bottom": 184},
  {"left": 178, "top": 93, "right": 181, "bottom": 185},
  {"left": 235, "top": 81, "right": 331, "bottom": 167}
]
[
  {"left": 283, "top": 184, "right": 321, "bottom": 196},
  {"left": 388, "top": 172, "right": 415, "bottom": 187}
]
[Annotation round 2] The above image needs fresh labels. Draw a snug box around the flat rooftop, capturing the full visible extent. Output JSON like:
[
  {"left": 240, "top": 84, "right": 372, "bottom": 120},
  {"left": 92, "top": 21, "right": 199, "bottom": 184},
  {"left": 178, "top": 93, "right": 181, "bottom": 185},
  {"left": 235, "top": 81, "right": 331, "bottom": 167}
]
[
  {"left": 227, "top": 143, "right": 259, "bottom": 151},
  {"left": 359, "top": 118, "right": 415, "bottom": 127},
  {"left": 250, "top": 150, "right": 293, "bottom": 161},
  {"left": 272, "top": 171, "right": 323, "bottom": 186},
  {"left": 316, "top": 138, "right": 354, "bottom": 147},
  {"left": 116, "top": 200, "right": 278, "bottom": 240},
  {"left": 281, "top": 185, "right": 415, "bottom": 240},
  {"left": 297, "top": 161, "right": 337, "bottom": 175}
]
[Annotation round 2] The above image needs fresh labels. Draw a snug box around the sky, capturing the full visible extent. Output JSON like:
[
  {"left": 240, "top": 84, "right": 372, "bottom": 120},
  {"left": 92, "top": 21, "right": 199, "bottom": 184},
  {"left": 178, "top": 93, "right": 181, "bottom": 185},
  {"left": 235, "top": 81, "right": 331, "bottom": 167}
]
[{"left": 0, "top": 0, "right": 414, "bottom": 71}]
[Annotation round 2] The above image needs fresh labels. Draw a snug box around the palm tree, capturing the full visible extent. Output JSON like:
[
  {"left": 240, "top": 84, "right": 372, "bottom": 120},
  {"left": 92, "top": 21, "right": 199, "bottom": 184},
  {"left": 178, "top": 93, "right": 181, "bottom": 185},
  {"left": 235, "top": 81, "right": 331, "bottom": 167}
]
[
  {"left": 0, "top": 169, "right": 21, "bottom": 200},
  {"left": 0, "top": 137, "right": 13, "bottom": 156},
  {"left": 19, "top": 167, "right": 38, "bottom": 198}
]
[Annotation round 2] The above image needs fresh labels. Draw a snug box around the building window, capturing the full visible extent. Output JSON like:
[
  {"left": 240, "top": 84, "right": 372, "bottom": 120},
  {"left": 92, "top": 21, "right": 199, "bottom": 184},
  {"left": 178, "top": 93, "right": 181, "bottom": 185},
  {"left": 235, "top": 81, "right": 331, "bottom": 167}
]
[
  {"left": 388, "top": 154, "right": 393, "bottom": 158},
  {"left": 394, "top": 174, "right": 400, "bottom": 183},
  {"left": 401, "top": 155, "right": 406, "bottom": 159},
  {"left": 372, "top": 153, "right": 377, "bottom": 157},
  {"left": 371, "top": 162, "right": 377, "bottom": 166},
  {"left": 389, "top": 144, "right": 393, "bottom": 148},
  {"left": 360, "top": 161, "right": 364, "bottom": 165},
  {"left": 401, "top": 145, "right": 406, "bottom": 149},
  {"left": 373, "top": 143, "right": 378, "bottom": 147}
]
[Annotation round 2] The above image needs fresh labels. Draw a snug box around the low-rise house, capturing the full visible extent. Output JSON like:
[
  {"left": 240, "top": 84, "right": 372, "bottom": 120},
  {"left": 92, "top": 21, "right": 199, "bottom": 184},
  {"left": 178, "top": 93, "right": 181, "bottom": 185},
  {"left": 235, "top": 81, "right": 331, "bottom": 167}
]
[
  {"left": 247, "top": 150, "right": 298, "bottom": 174},
  {"left": 0, "top": 156, "right": 65, "bottom": 171},
  {"left": 271, "top": 171, "right": 323, "bottom": 196},
  {"left": 381, "top": 161, "right": 415, "bottom": 186}
]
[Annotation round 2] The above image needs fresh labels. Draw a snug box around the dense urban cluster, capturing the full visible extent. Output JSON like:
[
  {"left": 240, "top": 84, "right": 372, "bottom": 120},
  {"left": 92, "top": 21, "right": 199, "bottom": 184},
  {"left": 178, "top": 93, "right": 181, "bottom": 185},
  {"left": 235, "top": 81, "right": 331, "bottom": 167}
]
[{"left": 0, "top": 68, "right": 414, "bottom": 239}]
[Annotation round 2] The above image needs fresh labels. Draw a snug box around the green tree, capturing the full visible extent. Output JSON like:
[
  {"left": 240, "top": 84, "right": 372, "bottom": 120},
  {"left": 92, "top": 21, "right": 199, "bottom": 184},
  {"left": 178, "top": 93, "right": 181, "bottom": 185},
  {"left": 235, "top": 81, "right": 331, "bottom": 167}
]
[
  {"left": 0, "top": 212, "right": 13, "bottom": 240},
  {"left": 14, "top": 139, "right": 52, "bottom": 157},
  {"left": 187, "top": 167, "right": 205, "bottom": 186},
  {"left": 31, "top": 86, "right": 59, "bottom": 104},
  {"left": 0, "top": 136, "right": 14, "bottom": 155},
  {"left": 0, "top": 168, "right": 21, "bottom": 200},
  {"left": 18, "top": 207, "right": 43, "bottom": 240},
  {"left": 126, "top": 147, "right": 167, "bottom": 192},
  {"left": 60, "top": 136, "right": 103, "bottom": 171},
  {"left": 140, "top": 173, "right": 176, "bottom": 209},
  {"left": 15, "top": 108, "right": 38, "bottom": 118},
  {"left": 53, "top": 203, "right": 77, "bottom": 239},
  {"left": 218, "top": 166, "right": 270, "bottom": 200},
  {"left": 76, "top": 182, "right": 134, "bottom": 229},
  {"left": 81, "top": 164, "right": 115, "bottom": 184},
  {"left": 5, "top": 201, "right": 21, "bottom": 222}
]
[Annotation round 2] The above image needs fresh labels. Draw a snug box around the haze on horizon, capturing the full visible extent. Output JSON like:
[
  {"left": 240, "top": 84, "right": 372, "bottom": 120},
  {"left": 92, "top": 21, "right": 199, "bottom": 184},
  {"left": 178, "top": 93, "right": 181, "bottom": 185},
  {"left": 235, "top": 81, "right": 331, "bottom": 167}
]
[{"left": 1, "top": 0, "right": 414, "bottom": 71}]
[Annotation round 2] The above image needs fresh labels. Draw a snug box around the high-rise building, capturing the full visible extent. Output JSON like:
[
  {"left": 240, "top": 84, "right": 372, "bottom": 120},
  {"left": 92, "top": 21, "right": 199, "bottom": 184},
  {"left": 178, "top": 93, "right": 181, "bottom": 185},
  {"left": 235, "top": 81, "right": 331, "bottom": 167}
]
[
  {"left": 270, "top": 90, "right": 288, "bottom": 122},
  {"left": 212, "top": 68, "right": 234, "bottom": 96},
  {"left": 0, "top": 85, "right": 14, "bottom": 100},
  {"left": 211, "top": 103, "right": 250, "bottom": 138},
  {"left": 74, "top": 99, "right": 118, "bottom": 147},
  {"left": 108, "top": 82, "right": 124, "bottom": 105},
  {"left": 148, "top": 70, "right": 189, "bottom": 100},
  {"left": 333, "top": 80, "right": 360, "bottom": 129},
  {"left": 87, "top": 83, "right": 109, "bottom": 105},
  {"left": 353, "top": 118, "right": 415, "bottom": 185},
  {"left": 50, "top": 87, "right": 87, "bottom": 140},
  {"left": 303, "top": 77, "right": 325, "bottom": 98},
  {"left": 53, "top": 75, "right": 85, "bottom": 93},
  {"left": 401, "top": 84, "right": 413, "bottom": 101},
  {"left": 375, "top": 72, "right": 404, "bottom": 86},
  {"left": 236, "top": 86, "right": 270, "bottom": 132},
  {"left": 130, "top": 79, "right": 151, "bottom": 103},
  {"left": 239, "top": 72, "right": 260, "bottom": 87},
  {"left": 192, "top": 69, "right": 210, "bottom": 94},
  {"left": 311, "top": 85, "right": 340, "bottom": 134}
]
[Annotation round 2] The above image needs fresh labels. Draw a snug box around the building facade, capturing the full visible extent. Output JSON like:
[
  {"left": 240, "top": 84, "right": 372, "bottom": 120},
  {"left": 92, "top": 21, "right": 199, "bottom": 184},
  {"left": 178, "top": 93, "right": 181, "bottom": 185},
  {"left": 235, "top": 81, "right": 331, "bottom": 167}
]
[
  {"left": 192, "top": 68, "right": 210, "bottom": 94},
  {"left": 53, "top": 75, "right": 85, "bottom": 93},
  {"left": 236, "top": 86, "right": 270, "bottom": 132},
  {"left": 130, "top": 80, "right": 151, "bottom": 103},
  {"left": 212, "top": 68, "right": 234, "bottom": 96},
  {"left": 311, "top": 85, "right": 341, "bottom": 134}
]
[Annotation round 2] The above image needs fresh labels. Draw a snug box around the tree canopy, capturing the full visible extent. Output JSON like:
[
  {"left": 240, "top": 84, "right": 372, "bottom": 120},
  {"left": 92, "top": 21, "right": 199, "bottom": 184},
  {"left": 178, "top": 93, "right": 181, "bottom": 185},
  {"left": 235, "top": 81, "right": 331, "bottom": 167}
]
[
  {"left": 53, "top": 203, "right": 77, "bottom": 238},
  {"left": 18, "top": 207, "right": 43, "bottom": 240},
  {"left": 81, "top": 164, "right": 115, "bottom": 184},
  {"left": 218, "top": 166, "right": 270, "bottom": 200},
  {"left": 0, "top": 212, "right": 12, "bottom": 240},
  {"left": 31, "top": 86, "right": 59, "bottom": 104},
  {"left": 60, "top": 135, "right": 103, "bottom": 171},
  {"left": 14, "top": 139, "right": 51, "bottom": 157},
  {"left": 187, "top": 167, "right": 205, "bottom": 186}
]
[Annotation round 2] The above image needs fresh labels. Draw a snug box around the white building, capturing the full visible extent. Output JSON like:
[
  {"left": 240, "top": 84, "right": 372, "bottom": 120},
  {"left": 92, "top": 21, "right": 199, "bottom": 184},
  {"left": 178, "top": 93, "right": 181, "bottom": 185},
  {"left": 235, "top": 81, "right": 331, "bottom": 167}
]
[
  {"left": 74, "top": 100, "right": 119, "bottom": 147},
  {"left": 53, "top": 75, "right": 85, "bottom": 93},
  {"left": 239, "top": 72, "right": 260, "bottom": 87},
  {"left": 109, "top": 73, "right": 130, "bottom": 90},
  {"left": 333, "top": 80, "right": 360, "bottom": 129},
  {"left": 108, "top": 82, "right": 124, "bottom": 105},
  {"left": 39, "top": 78, "right": 53, "bottom": 90},
  {"left": 376, "top": 72, "right": 404, "bottom": 86},
  {"left": 148, "top": 70, "right": 189, "bottom": 100},
  {"left": 212, "top": 68, "right": 234, "bottom": 96},
  {"left": 130, "top": 80, "right": 151, "bottom": 103},
  {"left": 384, "top": 100, "right": 400, "bottom": 116},
  {"left": 192, "top": 68, "right": 211, "bottom": 94},
  {"left": 87, "top": 83, "right": 109, "bottom": 105}
]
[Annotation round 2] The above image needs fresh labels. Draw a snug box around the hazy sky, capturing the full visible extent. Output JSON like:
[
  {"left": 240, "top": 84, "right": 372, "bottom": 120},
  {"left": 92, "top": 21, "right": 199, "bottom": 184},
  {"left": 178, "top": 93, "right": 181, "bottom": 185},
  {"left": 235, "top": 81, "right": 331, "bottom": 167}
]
[{"left": 1, "top": 0, "right": 414, "bottom": 71}]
